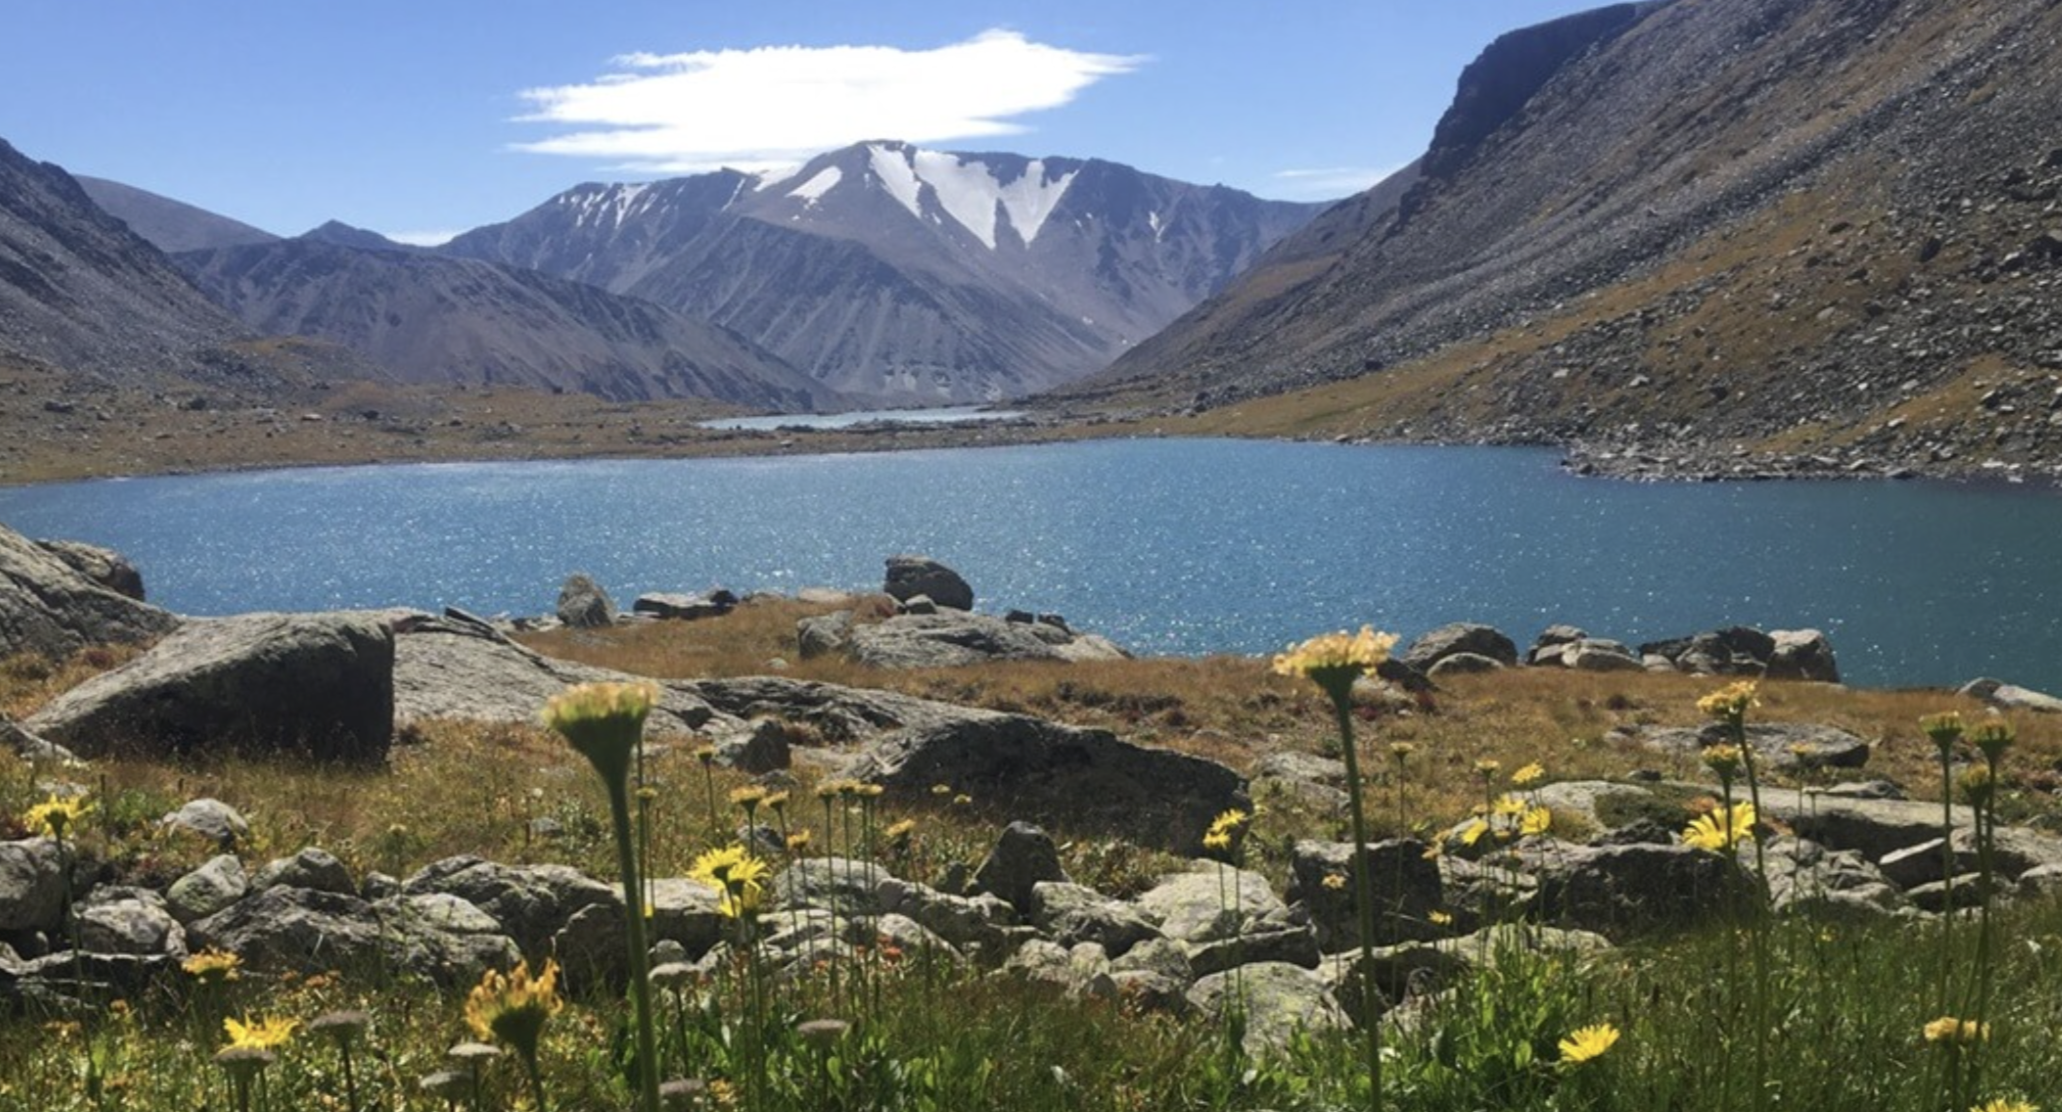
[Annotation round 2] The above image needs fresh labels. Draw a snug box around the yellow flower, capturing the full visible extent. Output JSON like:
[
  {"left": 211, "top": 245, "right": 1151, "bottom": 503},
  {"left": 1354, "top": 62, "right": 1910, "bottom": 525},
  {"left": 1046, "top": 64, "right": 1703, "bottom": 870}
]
[
  {"left": 885, "top": 818, "right": 918, "bottom": 841},
  {"left": 1271, "top": 627, "right": 1398, "bottom": 700},
  {"left": 1960, "top": 764, "right": 1995, "bottom": 806},
  {"left": 1971, "top": 1099, "right": 2039, "bottom": 1112},
  {"left": 1701, "top": 743, "right": 1743, "bottom": 779},
  {"left": 1429, "top": 909, "right": 1453, "bottom": 925},
  {"left": 1521, "top": 806, "right": 1553, "bottom": 837},
  {"left": 23, "top": 795, "right": 90, "bottom": 839},
  {"left": 1492, "top": 794, "right": 1527, "bottom": 817},
  {"left": 1202, "top": 830, "right": 1233, "bottom": 852},
  {"left": 1971, "top": 723, "right": 2015, "bottom": 764},
  {"left": 855, "top": 783, "right": 885, "bottom": 799},
  {"left": 1459, "top": 819, "right": 1490, "bottom": 847},
  {"left": 1697, "top": 681, "right": 1760, "bottom": 722},
  {"left": 1923, "top": 1016, "right": 1989, "bottom": 1045},
  {"left": 1389, "top": 742, "right": 1418, "bottom": 760},
  {"left": 729, "top": 785, "right": 769, "bottom": 816},
  {"left": 466, "top": 959, "right": 562, "bottom": 1059},
  {"left": 1921, "top": 712, "right": 1965, "bottom": 751},
  {"left": 1205, "top": 809, "right": 1250, "bottom": 848},
  {"left": 1511, "top": 762, "right": 1545, "bottom": 787},
  {"left": 691, "top": 845, "right": 770, "bottom": 919},
  {"left": 694, "top": 744, "right": 717, "bottom": 765},
  {"left": 1474, "top": 759, "right": 1502, "bottom": 778},
  {"left": 931, "top": 783, "right": 952, "bottom": 795},
  {"left": 952, "top": 793, "right": 973, "bottom": 807},
  {"left": 542, "top": 681, "right": 658, "bottom": 786},
  {"left": 1558, "top": 1023, "right": 1620, "bottom": 1065},
  {"left": 1683, "top": 803, "right": 1757, "bottom": 851},
  {"left": 716, "top": 885, "right": 765, "bottom": 920},
  {"left": 223, "top": 1015, "right": 299, "bottom": 1051},
  {"left": 764, "top": 791, "right": 790, "bottom": 813},
  {"left": 1321, "top": 873, "right": 1348, "bottom": 891},
  {"left": 786, "top": 830, "right": 812, "bottom": 852},
  {"left": 183, "top": 948, "right": 243, "bottom": 984}
]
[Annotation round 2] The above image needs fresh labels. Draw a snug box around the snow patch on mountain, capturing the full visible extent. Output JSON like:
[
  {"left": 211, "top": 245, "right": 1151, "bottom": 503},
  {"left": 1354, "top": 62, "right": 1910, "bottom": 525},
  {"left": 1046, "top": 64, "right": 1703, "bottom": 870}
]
[
  {"left": 864, "top": 144, "right": 1079, "bottom": 249},
  {"left": 995, "top": 160, "right": 1077, "bottom": 247},
  {"left": 913, "top": 148, "right": 1004, "bottom": 247},
  {"left": 787, "top": 166, "right": 842, "bottom": 207},
  {"left": 868, "top": 145, "right": 925, "bottom": 222}
]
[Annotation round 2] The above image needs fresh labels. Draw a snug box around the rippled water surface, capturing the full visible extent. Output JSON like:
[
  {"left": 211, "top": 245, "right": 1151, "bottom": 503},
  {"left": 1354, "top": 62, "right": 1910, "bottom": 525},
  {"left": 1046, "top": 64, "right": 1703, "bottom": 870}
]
[{"left": 3, "top": 439, "right": 2058, "bottom": 690}]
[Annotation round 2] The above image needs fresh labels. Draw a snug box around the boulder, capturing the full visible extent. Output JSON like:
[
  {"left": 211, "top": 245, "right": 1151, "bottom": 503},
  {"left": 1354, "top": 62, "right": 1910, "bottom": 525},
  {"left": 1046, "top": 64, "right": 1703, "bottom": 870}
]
[
  {"left": 1760, "top": 794, "right": 1973, "bottom": 860},
  {"left": 972, "top": 822, "right": 1071, "bottom": 915},
  {"left": 1768, "top": 629, "right": 1841, "bottom": 683},
  {"left": 34, "top": 540, "right": 146, "bottom": 601},
  {"left": 166, "top": 855, "right": 248, "bottom": 924},
  {"left": 1640, "top": 627, "right": 1776, "bottom": 675},
  {"left": 1133, "top": 863, "right": 1318, "bottom": 975},
  {"left": 1958, "top": 678, "right": 2062, "bottom": 714},
  {"left": 842, "top": 716, "right": 1248, "bottom": 855},
  {"left": 1324, "top": 925, "right": 1612, "bottom": 1018},
  {"left": 1002, "top": 938, "right": 1116, "bottom": 1000},
  {"left": 1401, "top": 623, "right": 1518, "bottom": 671},
  {"left": 0, "top": 839, "right": 69, "bottom": 932},
  {"left": 1285, "top": 839, "right": 1444, "bottom": 949},
  {"left": 1764, "top": 838, "right": 1909, "bottom": 919},
  {"left": 555, "top": 573, "right": 617, "bottom": 628},
  {"left": 1187, "top": 963, "right": 1349, "bottom": 1052},
  {"left": 1528, "top": 625, "right": 1588, "bottom": 663},
  {"left": 1566, "top": 639, "right": 1645, "bottom": 672},
  {"left": 772, "top": 857, "right": 889, "bottom": 918},
  {"left": 158, "top": 798, "right": 250, "bottom": 849},
  {"left": 877, "top": 878, "right": 1018, "bottom": 955},
  {"left": 1534, "top": 844, "right": 1754, "bottom": 939},
  {"left": 632, "top": 593, "right": 732, "bottom": 621},
  {"left": 25, "top": 612, "right": 394, "bottom": 762},
  {"left": 0, "top": 523, "right": 177, "bottom": 660},
  {"left": 77, "top": 887, "right": 185, "bottom": 957},
  {"left": 882, "top": 556, "right": 973, "bottom": 611},
  {"left": 795, "top": 611, "right": 853, "bottom": 660},
  {"left": 900, "top": 595, "right": 940, "bottom": 616},
  {"left": 1639, "top": 722, "right": 1870, "bottom": 772},
  {"left": 844, "top": 612, "right": 1128, "bottom": 669},
  {"left": 1, "top": 714, "right": 71, "bottom": 761},
  {"left": 1030, "top": 882, "right": 1160, "bottom": 958},
  {"left": 252, "top": 847, "right": 356, "bottom": 896},
  {"left": 1427, "top": 652, "right": 1504, "bottom": 678},
  {"left": 714, "top": 719, "right": 791, "bottom": 774},
  {"left": 186, "top": 884, "right": 518, "bottom": 983},
  {"left": 402, "top": 856, "right": 617, "bottom": 955}
]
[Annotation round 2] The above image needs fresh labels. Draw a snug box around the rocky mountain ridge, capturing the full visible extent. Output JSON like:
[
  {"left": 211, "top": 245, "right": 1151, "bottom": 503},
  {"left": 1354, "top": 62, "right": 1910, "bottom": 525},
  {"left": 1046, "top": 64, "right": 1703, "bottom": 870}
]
[{"left": 1063, "top": 0, "right": 2062, "bottom": 483}]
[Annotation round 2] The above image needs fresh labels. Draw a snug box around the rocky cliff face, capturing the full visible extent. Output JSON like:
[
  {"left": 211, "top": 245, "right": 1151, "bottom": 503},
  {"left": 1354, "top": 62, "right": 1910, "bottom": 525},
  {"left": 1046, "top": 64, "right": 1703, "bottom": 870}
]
[
  {"left": 1066, "top": 0, "right": 2062, "bottom": 482},
  {"left": 445, "top": 143, "right": 1325, "bottom": 405}
]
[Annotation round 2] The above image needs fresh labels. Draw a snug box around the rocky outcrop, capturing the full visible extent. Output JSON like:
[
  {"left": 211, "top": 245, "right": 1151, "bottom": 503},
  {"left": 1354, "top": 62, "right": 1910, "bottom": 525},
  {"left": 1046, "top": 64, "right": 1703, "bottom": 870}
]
[
  {"left": 25, "top": 611, "right": 394, "bottom": 762},
  {"left": 186, "top": 884, "right": 519, "bottom": 983},
  {"left": 1958, "top": 677, "right": 2062, "bottom": 714},
  {"left": 0, "top": 525, "right": 177, "bottom": 660},
  {"left": 882, "top": 556, "right": 974, "bottom": 611},
  {"left": 34, "top": 540, "right": 145, "bottom": 601},
  {"left": 844, "top": 612, "right": 1128, "bottom": 669},
  {"left": 556, "top": 574, "right": 617, "bottom": 629},
  {"left": 1638, "top": 721, "right": 1871, "bottom": 772},
  {"left": 1638, "top": 626, "right": 1839, "bottom": 682},
  {"left": 1401, "top": 623, "right": 1519, "bottom": 671}
]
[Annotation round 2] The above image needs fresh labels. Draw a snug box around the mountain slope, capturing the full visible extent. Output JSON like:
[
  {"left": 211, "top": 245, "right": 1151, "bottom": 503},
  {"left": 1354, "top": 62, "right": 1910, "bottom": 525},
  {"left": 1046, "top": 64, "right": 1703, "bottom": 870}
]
[
  {"left": 0, "top": 139, "right": 248, "bottom": 379},
  {"left": 445, "top": 144, "right": 1325, "bottom": 404},
  {"left": 1064, "top": 0, "right": 2062, "bottom": 478},
  {"left": 75, "top": 176, "right": 279, "bottom": 254},
  {"left": 176, "top": 237, "right": 840, "bottom": 409}
]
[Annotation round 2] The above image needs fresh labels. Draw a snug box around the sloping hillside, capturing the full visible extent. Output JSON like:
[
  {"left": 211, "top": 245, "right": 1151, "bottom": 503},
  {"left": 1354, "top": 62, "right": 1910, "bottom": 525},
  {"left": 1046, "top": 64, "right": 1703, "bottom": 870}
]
[{"left": 1062, "top": 0, "right": 2062, "bottom": 481}]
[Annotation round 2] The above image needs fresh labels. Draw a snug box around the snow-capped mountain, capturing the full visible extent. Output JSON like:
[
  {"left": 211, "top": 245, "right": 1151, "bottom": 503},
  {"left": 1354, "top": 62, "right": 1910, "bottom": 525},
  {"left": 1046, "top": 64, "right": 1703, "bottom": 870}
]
[{"left": 444, "top": 142, "right": 1325, "bottom": 404}]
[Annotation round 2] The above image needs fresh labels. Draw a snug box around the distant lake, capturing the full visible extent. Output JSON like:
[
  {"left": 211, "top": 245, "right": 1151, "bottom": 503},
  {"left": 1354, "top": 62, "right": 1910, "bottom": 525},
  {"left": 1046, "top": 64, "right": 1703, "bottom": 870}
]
[
  {"left": 1, "top": 439, "right": 2058, "bottom": 691},
  {"left": 699, "top": 406, "right": 1023, "bottom": 431}
]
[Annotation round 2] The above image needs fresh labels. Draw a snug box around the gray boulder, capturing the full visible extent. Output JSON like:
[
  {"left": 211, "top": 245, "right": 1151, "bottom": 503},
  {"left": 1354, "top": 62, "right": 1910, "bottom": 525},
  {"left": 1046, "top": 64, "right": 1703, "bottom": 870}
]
[
  {"left": 795, "top": 611, "right": 853, "bottom": 660},
  {"left": 772, "top": 857, "right": 888, "bottom": 918},
  {"left": 77, "top": 887, "right": 185, "bottom": 957},
  {"left": 1401, "top": 623, "right": 1518, "bottom": 671},
  {"left": 877, "top": 878, "right": 1018, "bottom": 955},
  {"left": 882, "top": 555, "right": 973, "bottom": 611},
  {"left": 0, "top": 524, "right": 177, "bottom": 660},
  {"left": 633, "top": 593, "right": 732, "bottom": 621},
  {"left": 1030, "top": 883, "right": 1160, "bottom": 958},
  {"left": 1134, "top": 863, "right": 1318, "bottom": 975},
  {"left": 0, "top": 839, "right": 69, "bottom": 932},
  {"left": 1535, "top": 844, "right": 1754, "bottom": 939},
  {"left": 26, "top": 612, "right": 394, "bottom": 762},
  {"left": 1768, "top": 629, "right": 1840, "bottom": 683},
  {"left": 843, "top": 716, "right": 1247, "bottom": 855},
  {"left": 1765, "top": 838, "right": 1909, "bottom": 919},
  {"left": 714, "top": 719, "right": 791, "bottom": 774},
  {"left": 1958, "top": 678, "right": 2062, "bottom": 714},
  {"left": 1640, "top": 627, "right": 1776, "bottom": 675},
  {"left": 1639, "top": 722, "right": 1870, "bottom": 772},
  {"left": 158, "top": 798, "right": 250, "bottom": 848},
  {"left": 1002, "top": 938, "right": 1116, "bottom": 1000},
  {"left": 555, "top": 573, "right": 617, "bottom": 628},
  {"left": 1566, "top": 639, "right": 1646, "bottom": 672},
  {"left": 973, "top": 822, "right": 1071, "bottom": 915},
  {"left": 166, "top": 855, "right": 248, "bottom": 924},
  {"left": 1187, "top": 963, "right": 1348, "bottom": 1052},
  {"left": 186, "top": 884, "right": 518, "bottom": 983},
  {"left": 403, "top": 856, "right": 617, "bottom": 955},
  {"left": 845, "top": 612, "right": 1128, "bottom": 669},
  {"left": 34, "top": 540, "right": 146, "bottom": 601},
  {"left": 1527, "top": 625, "right": 1588, "bottom": 665},
  {"left": 1285, "top": 839, "right": 1444, "bottom": 949},
  {"left": 252, "top": 847, "right": 356, "bottom": 896},
  {"left": 1426, "top": 652, "right": 1504, "bottom": 678}
]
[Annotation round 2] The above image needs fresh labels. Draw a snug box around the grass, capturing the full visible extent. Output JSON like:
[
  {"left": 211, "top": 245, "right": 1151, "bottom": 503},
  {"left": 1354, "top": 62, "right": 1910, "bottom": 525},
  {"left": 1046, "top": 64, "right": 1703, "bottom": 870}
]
[{"left": 6, "top": 608, "right": 2062, "bottom": 1111}]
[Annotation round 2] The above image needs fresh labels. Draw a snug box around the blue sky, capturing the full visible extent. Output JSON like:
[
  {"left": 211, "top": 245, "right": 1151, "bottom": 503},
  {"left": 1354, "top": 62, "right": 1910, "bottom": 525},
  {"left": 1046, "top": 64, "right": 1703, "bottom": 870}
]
[{"left": 1, "top": 1, "right": 1616, "bottom": 243}]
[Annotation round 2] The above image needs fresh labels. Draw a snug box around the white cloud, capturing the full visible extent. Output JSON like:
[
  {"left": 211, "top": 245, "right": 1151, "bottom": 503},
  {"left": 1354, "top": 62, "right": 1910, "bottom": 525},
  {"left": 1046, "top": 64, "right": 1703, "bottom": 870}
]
[
  {"left": 1271, "top": 165, "right": 1408, "bottom": 200},
  {"left": 384, "top": 228, "right": 464, "bottom": 247},
  {"left": 513, "top": 29, "right": 1146, "bottom": 173}
]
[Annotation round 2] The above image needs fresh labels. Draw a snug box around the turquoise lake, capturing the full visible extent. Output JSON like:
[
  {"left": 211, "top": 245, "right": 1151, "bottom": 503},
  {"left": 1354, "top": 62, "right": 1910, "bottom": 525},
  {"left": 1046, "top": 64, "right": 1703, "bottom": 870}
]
[{"left": 1, "top": 438, "right": 2056, "bottom": 691}]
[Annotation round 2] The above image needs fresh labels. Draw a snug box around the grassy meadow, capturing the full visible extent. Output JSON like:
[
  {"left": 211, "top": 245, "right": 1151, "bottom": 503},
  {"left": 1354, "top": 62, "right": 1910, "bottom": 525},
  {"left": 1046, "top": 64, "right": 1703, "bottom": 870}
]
[{"left": 3, "top": 599, "right": 2060, "bottom": 1111}]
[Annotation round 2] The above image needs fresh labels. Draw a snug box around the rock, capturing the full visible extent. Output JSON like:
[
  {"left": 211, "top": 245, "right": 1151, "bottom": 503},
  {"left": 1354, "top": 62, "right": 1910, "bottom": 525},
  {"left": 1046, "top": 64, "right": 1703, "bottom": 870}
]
[
  {"left": 26, "top": 612, "right": 394, "bottom": 762},
  {"left": 252, "top": 847, "right": 356, "bottom": 896},
  {"left": 1908, "top": 873, "right": 1992, "bottom": 913},
  {"left": 882, "top": 555, "right": 973, "bottom": 611},
  {"left": 1639, "top": 722, "right": 1870, "bottom": 772},
  {"left": 973, "top": 823, "right": 1071, "bottom": 915},
  {"left": 795, "top": 611, "right": 853, "bottom": 660},
  {"left": 1640, "top": 627, "right": 1775, "bottom": 675},
  {"left": 158, "top": 798, "right": 249, "bottom": 849},
  {"left": 684, "top": 676, "right": 1004, "bottom": 744},
  {"left": 1134, "top": 863, "right": 1318, "bottom": 975},
  {"left": 1534, "top": 844, "right": 1754, "bottom": 939},
  {"left": 1877, "top": 838, "right": 1976, "bottom": 889},
  {"left": 391, "top": 616, "right": 729, "bottom": 736},
  {"left": 900, "top": 595, "right": 939, "bottom": 615},
  {"left": 1325, "top": 925, "right": 1611, "bottom": 1018},
  {"left": 714, "top": 719, "right": 791, "bottom": 774},
  {"left": 1109, "top": 936, "right": 1197, "bottom": 1014},
  {"left": 0, "top": 523, "right": 178, "bottom": 660},
  {"left": 77, "top": 888, "right": 185, "bottom": 957},
  {"left": 1529, "top": 625, "right": 1588, "bottom": 661},
  {"left": 1823, "top": 780, "right": 1906, "bottom": 801},
  {"left": 795, "top": 588, "right": 857, "bottom": 606},
  {"left": 844, "top": 716, "right": 1248, "bottom": 855},
  {"left": 403, "top": 856, "right": 617, "bottom": 955},
  {"left": 0, "top": 839, "right": 69, "bottom": 932},
  {"left": 1958, "top": 677, "right": 2062, "bottom": 714},
  {"left": 1767, "top": 629, "right": 1840, "bottom": 683},
  {"left": 1427, "top": 652, "right": 1504, "bottom": 678},
  {"left": 1002, "top": 938, "right": 1115, "bottom": 1000},
  {"left": 1254, "top": 751, "right": 1347, "bottom": 787},
  {"left": 1566, "top": 639, "right": 1645, "bottom": 672},
  {"left": 2017, "top": 863, "right": 2062, "bottom": 898},
  {"left": 844, "top": 612, "right": 1128, "bottom": 669},
  {"left": 1285, "top": 839, "right": 1444, "bottom": 949},
  {"left": 166, "top": 855, "right": 248, "bottom": 924},
  {"left": 555, "top": 573, "right": 617, "bottom": 629},
  {"left": 1527, "top": 780, "right": 1660, "bottom": 832},
  {"left": 33, "top": 540, "right": 145, "bottom": 601},
  {"left": 187, "top": 884, "right": 518, "bottom": 983},
  {"left": 1401, "top": 623, "right": 1518, "bottom": 671},
  {"left": 1187, "top": 962, "right": 1349, "bottom": 1052},
  {"left": 877, "top": 878, "right": 1018, "bottom": 955},
  {"left": 1764, "top": 838, "right": 1909, "bottom": 919},
  {"left": 0, "top": 714, "right": 70, "bottom": 761},
  {"left": 632, "top": 593, "right": 732, "bottom": 621},
  {"left": 1762, "top": 794, "right": 1973, "bottom": 860},
  {"left": 772, "top": 857, "right": 888, "bottom": 918}
]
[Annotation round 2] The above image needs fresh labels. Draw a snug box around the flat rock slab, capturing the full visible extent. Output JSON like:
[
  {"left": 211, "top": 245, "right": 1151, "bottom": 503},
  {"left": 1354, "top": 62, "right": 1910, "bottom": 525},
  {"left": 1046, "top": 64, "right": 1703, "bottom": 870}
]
[
  {"left": 27, "top": 611, "right": 393, "bottom": 761},
  {"left": 1639, "top": 722, "right": 1870, "bottom": 771},
  {"left": 845, "top": 612, "right": 1127, "bottom": 669}
]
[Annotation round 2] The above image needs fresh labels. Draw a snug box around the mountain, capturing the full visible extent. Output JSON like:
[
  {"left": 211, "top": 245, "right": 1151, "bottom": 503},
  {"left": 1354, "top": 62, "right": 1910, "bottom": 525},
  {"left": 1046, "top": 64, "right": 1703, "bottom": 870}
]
[
  {"left": 75, "top": 176, "right": 279, "bottom": 254},
  {"left": 444, "top": 143, "right": 1326, "bottom": 404},
  {"left": 297, "top": 220, "right": 424, "bottom": 254},
  {"left": 1063, "top": 0, "right": 2062, "bottom": 477},
  {"left": 174, "top": 237, "right": 840, "bottom": 409},
  {"left": 0, "top": 138, "right": 248, "bottom": 380}
]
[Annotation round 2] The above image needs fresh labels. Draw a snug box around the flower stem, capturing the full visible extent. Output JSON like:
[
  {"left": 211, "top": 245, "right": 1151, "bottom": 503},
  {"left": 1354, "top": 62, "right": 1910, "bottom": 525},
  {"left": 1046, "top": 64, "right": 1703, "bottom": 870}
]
[
  {"left": 606, "top": 778, "right": 663, "bottom": 1112},
  {"left": 1330, "top": 693, "right": 1383, "bottom": 1112}
]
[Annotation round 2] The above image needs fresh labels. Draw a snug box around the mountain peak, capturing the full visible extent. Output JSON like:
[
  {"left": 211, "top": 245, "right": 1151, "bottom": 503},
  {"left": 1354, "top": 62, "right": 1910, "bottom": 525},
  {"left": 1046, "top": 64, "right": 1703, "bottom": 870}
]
[{"left": 298, "top": 220, "right": 418, "bottom": 253}]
